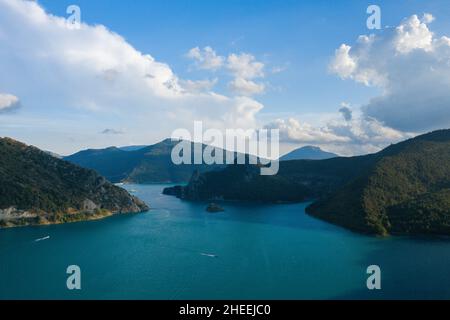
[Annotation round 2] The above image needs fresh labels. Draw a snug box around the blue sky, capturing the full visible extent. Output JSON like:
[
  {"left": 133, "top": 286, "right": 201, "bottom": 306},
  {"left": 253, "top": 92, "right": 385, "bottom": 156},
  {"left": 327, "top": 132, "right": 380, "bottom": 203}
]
[
  {"left": 1, "top": 0, "right": 450, "bottom": 155},
  {"left": 37, "top": 0, "right": 450, "bottom": 114}
]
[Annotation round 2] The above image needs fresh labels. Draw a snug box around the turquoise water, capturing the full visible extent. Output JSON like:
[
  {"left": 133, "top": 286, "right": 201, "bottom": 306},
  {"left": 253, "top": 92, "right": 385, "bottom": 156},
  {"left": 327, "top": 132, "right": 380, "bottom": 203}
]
[{"left": 1, "top": 184, "right": 450, "bottom": 300}]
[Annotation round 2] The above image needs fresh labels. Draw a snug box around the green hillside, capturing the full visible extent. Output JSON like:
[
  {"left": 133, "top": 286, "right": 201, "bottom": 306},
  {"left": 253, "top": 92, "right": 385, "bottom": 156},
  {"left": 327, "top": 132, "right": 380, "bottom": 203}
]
[
  {"left": 163, "top": 154, "right": 376, "bottom": 202},
  {"left": 0, "top": 138, "right": 149, "bottom": 228},
  {"left": 165, "top": 130, "right": 450, "bottom": 236},
  {"left": 64, "top": 139, "right": 229, "bottom": 183},
  {"left": 307, "top": 130, "right": 450, "bottom": 235}
]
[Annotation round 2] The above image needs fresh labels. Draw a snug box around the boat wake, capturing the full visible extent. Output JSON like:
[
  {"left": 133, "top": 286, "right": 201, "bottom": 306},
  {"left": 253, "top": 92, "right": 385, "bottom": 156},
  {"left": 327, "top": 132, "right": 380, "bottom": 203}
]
[
  {"left": 34, "top": 236, "right": 50, "bottom": 242},
  {"left": 200, "top": 252, "right": 218, "bottom": 258}
]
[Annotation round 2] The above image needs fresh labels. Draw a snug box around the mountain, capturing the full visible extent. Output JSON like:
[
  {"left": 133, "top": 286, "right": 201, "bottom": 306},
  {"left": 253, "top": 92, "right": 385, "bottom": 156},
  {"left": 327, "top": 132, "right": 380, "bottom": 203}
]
[
  {"left": 307, "top": 129, "right": 450, "bottom": 236},
  {"left": 280, "top": 146, "right": 338, "bottom": 161},
  {"left": 164, "top": 130, "right": 450, "bottom": 236},
  {"left": 0, "top": 138, "right": 149, "bottom": 228},
  {"left": 119, "top": 145, "right": 148, "bottom": 152},
  {"left": 65, "top": 139, "right": 249, "bottom": 184},
  {"left": 44, "top": 150, "right": 62, "bottom": 159},
  {"left": 64, "top": 145, "right": 143, "bottom": 183},
  {"left": 163, "top": 155, "right": 374, "bottom": 202}
]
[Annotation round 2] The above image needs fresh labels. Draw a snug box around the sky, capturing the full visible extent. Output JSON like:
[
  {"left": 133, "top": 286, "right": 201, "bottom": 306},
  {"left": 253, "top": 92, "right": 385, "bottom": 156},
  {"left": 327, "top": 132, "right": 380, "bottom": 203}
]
[{"left": 1, "top": 0, "right": 450, "bottom": 156}]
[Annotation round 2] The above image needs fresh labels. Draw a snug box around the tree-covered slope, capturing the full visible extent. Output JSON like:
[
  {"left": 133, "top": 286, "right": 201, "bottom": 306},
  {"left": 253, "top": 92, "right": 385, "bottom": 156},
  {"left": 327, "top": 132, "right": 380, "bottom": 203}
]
[
  {"left": 64, "top": 139, "right": 227, "bottom": 183},
  {"left": 0, "top": 138, "right": 149, "bottom": 228},
  {"left": 307, "top": 130, "right": 450, "bottom": 235},
  {"left": 163, "top": 154, "right": 377, "bottom": 202},
  {"left": 165, "top": 129, "right": 450, "bottom": 236}
]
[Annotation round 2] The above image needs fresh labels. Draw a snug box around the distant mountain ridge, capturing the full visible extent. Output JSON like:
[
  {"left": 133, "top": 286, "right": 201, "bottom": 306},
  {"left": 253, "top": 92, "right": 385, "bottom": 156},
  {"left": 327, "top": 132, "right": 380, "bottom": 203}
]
[
  {"left": 0, "top": 138, "right": 149, "bottom": 228},
  {"left": 280, "top": 146, "right": 337, "bottom": 161},
  {"left": 164, "top": 130, "right": 450, "bottom": 236},
  {"left": 65, "top": 139, "right": 257, "bottom": 184},
  {"left": 119, "top": 145, "right": 148, "bottom": 152}
]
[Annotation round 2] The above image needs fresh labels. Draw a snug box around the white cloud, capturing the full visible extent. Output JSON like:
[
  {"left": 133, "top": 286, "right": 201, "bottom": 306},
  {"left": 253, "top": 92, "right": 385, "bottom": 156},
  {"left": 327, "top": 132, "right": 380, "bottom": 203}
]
[
  {"left": 329, "top": 44, "right": 357, "bottom": 80},
  {"left": 394, "top": 14, "right": 434, "bottom": 54},
  {"left": 223, "top": 96, "right": 264, "bottom": 129},
  {"left": 0, "top": 0, "right": 266, "bottom": 153},
  {"left": 187, "top": 48, "right": 267, "bottom": 96},
  {"left": 330, "top": 13, "right": 450, "bottom": 132},
  {"left": 0, "top": 93, "right": 20, "bottom": 113},
  {"left": 226, "top": 53, "right": 266, "bottom": 96},
  {"left": 227, "top": 53, "right": 265, "bottom": 79},
  {"left": 179, "top": 78, "right": 218, "bottom": 93},
  {"left": 265, "top": 117, "right": 350, "bottom": 144},
  {"left": 228, "top": 78, "right": 265, "bottom": 96},
  {"left": 265, "top": 109, "right": 412, "bottom": 156},
  {"left": 186, "top": 46, "right": 224, "bottom": 71}
]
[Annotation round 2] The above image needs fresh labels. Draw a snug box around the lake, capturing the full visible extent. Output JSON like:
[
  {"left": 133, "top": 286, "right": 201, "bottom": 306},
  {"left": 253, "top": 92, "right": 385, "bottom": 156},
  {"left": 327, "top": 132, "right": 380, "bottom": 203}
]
[{"left": 1, "top": 184, "right": 449, "bottom": 299}]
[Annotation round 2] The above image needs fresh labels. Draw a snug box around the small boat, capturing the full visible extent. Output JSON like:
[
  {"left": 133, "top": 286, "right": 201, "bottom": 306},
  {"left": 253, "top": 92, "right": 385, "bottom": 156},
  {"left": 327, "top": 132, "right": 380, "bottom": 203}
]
[
  {"left": 35, "top": 236, "right": 50, "bottom": 242},
  {"left": 200, "top": 252, "right": 218, "bottom": 258}
]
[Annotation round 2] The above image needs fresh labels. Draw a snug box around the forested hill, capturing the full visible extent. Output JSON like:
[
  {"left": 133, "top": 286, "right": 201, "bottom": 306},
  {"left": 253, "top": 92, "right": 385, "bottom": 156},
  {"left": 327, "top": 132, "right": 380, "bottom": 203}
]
[
  {"left": 0, "top": 138, "right": 149, "bottom": 228},
  {"left": 307, "top": 129, "right": 450, "bottom": 235},
  {"left": 164, "top": 130, "right": 450, "bottom": 236},
  {"left": 64, "top": 139, "right": 236, "bottom": 183}
]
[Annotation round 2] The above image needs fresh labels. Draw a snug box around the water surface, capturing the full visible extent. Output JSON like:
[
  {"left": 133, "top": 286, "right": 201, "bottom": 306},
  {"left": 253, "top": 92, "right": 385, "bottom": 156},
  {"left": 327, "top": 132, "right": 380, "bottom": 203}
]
[{"left": 1, "top": 184, "right": 449, "bottom": 299}]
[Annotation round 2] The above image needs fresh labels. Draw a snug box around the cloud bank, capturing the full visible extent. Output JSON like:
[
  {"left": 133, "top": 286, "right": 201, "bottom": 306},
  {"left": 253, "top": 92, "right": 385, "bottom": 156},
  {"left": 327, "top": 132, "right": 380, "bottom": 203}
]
[
  {"left": 0, "top": 0, "right": 268, "bottom": 153},
  {"left": 1, "top": 2, "right": 446, "bottom": 156},
  {"left": 330, "top": 13, "right": 450, "bottom": 132}
]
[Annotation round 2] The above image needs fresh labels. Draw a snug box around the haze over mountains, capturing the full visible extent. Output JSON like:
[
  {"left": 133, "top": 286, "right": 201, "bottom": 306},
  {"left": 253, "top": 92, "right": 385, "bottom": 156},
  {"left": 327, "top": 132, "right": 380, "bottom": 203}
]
[
  {"left": 164, "top": 130, "right": 450, "bottom": 236},
  {"left": 65, "top": 140, "right": 338, "bottom": 184},
  {"left": 64, "top": 139, "right": 229, "bottom": 184}
]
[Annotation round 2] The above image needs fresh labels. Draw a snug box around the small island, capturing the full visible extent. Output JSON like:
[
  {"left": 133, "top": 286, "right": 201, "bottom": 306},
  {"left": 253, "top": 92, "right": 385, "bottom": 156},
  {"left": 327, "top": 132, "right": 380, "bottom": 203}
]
[{"left": 206, "top": 203, "right": 224, "bottom": 213}]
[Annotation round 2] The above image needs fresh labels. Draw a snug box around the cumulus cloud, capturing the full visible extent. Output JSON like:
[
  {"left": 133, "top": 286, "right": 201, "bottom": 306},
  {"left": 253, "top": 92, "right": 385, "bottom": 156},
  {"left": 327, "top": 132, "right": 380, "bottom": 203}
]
[
  {"left": 330, "top": 13, "right": 450, "bottom": 132},
  {"left": 265, "top": 108, "right": 412, "bottom": 156},
  {"left": 227, "top": 53, "right": 265, "bottom": 79},
  {"left": 223, "top": 96, "right": 264, "bottom": 129},
  {"left": 265, "top": 118, "right": 350, "bottom": 144},
  {"left": 329, "top": 44, "right": 357, "bottom": 80},
  {"left": 226, "top": 53, "right": 266, "bottom": 96},
  {"left": 395, "top": 14, "right": 434, "bottom": 53},
  {"left": 0, "top": 0, "right": 266, "bottom": 153},
  {"left": 228, "top": 78, "right": 265, "bottom": 96},
  {"left": 187, "top": 46, "right": 224, "bottom": 71},
  {"left": 0, "top": 93, "right": 20, "bottom": 113},
  {"left": 179, "top": 78, "right": 218, "bottom": 93},
  {"left": 187, "top": 47, "right": 267, "bottom": 96}
]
